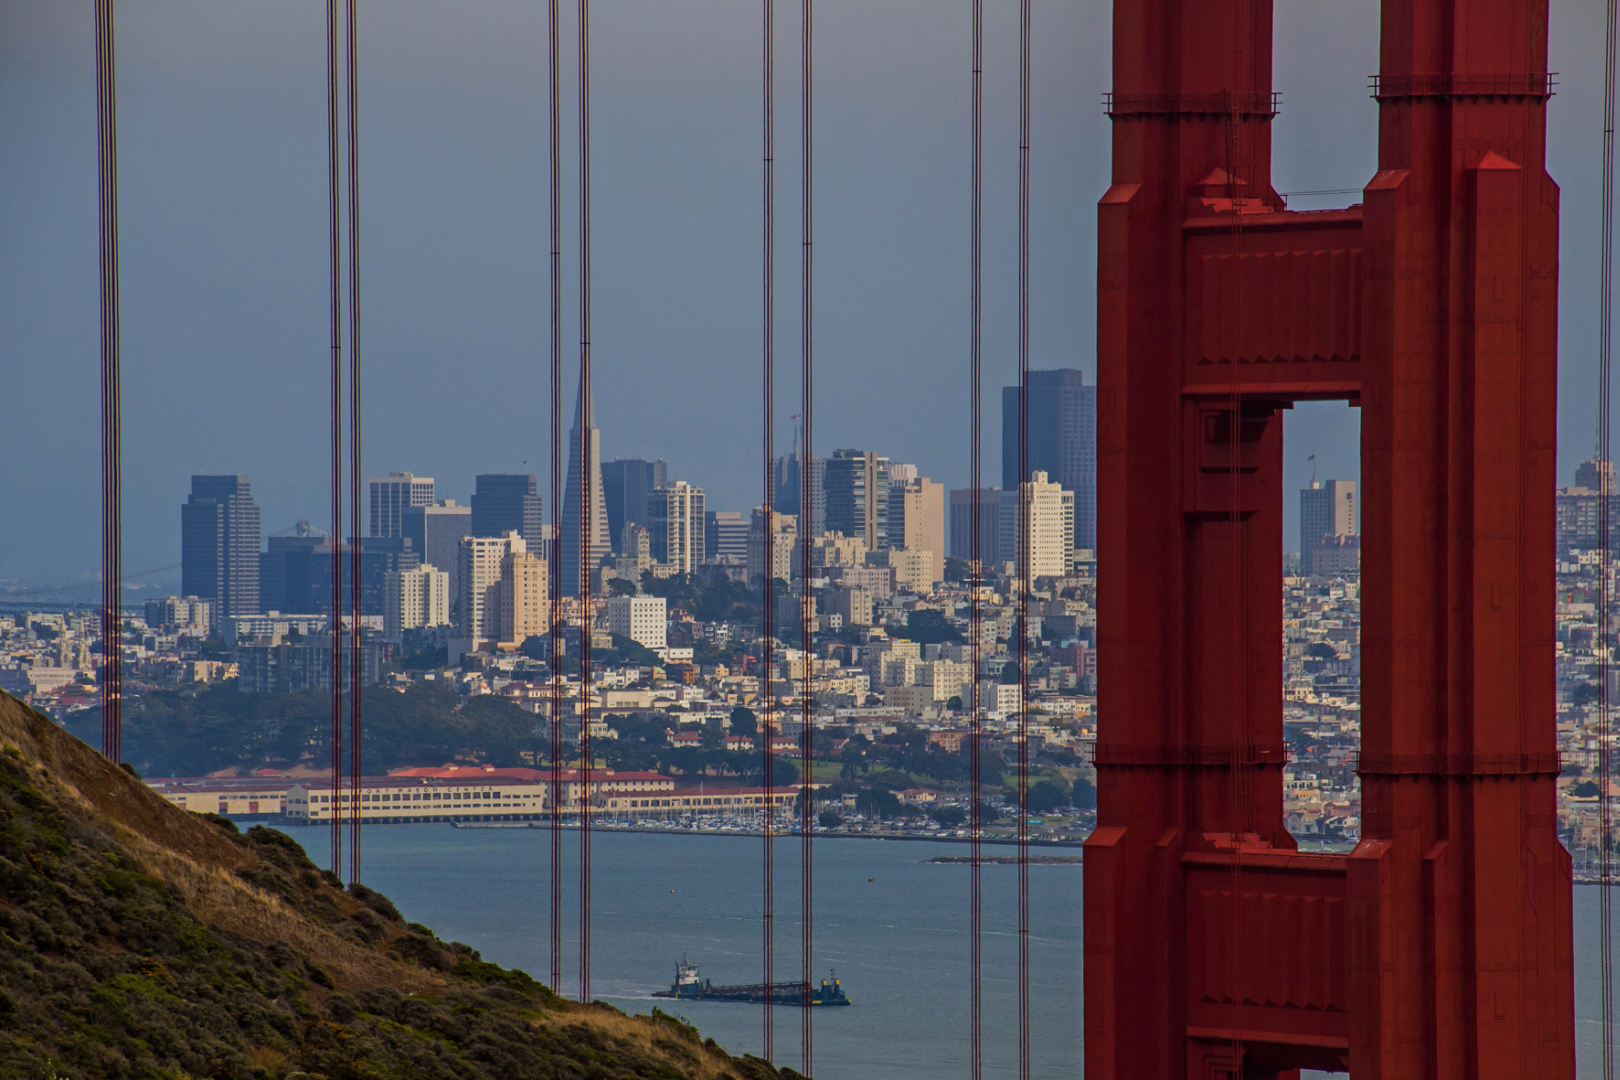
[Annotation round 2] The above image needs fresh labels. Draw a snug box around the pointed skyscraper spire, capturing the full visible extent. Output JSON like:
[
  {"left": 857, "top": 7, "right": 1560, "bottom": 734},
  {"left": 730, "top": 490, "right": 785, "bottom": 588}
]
[{"left": 559, "top": 381, "right": 610, "bottom": 597}]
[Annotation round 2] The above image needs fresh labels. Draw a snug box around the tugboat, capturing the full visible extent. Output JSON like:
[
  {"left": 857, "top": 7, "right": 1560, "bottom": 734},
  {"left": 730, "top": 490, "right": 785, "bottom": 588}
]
[{"left": 652, "top": 958, "right": 851, "bottom": 1006}]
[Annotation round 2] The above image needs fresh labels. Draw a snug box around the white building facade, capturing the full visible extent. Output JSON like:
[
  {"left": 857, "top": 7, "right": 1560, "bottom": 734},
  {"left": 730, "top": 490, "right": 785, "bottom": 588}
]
[
  {"left": 648, "top": 481, "right": 706, "bottom": 573},
  {"left": 383, "top": 563, "right": 451, "bottom": 644},
  {"left": 606, "top": 594, "right": 667, "bottom": 652},
  {"left": 458, "top": 532, "right": 524, "bottom": 646},
  {"left": 999, "top": 471, "right": 1076, "bottom": 580}
]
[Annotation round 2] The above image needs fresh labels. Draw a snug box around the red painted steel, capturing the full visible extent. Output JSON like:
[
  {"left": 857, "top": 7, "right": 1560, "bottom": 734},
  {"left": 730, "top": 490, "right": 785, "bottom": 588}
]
[
  {"left": 95, "top": 0, "right": 122, "bottom": 766},
  {"left": 1087, "top": 0, "right": 1574, "bottom": 1074}
]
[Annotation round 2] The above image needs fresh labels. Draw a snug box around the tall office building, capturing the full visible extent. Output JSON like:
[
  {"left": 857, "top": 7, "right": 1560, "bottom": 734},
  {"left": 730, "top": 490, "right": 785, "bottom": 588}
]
[
  {"left": 1002, "top": 369, "right": 1098, "bottom": 550},
  {"left": 458, "top": 532, "right": 524, "bottom": 645},
  {"left": 402, "top": 500, "right": 473, "bottom": 603},
  {"left": 495, "top": 548, "right": 549, "bottom": 647},
  {"left": 602, "top": 458, "right": 668, "bottom": 554},
  {"left": 559, "top": 387, "right": 611, "bottom": 597},
  {"left": 260, "top": 532, "right": 420, "bottom": 621},
  {"left": 949, "top": 487, "right": 1002, "bottom": 566},
  {"left": 647, "top": 481, "right": 706, "bottom": 573},
  {"left": 368, "top": 471, "right": 435, "bottom": 537},
  {"left": 748, "top": 509, "right": 798, "bottom": 585},
  {"left": 1299, "top": 479, "right": 1356, "bottom": 573},
  {"left": 824, "top": 449, "right": 890, "bottom": 553},
  {"left": 471, "top": 475, "right": 544, "bottom": 551},
  {"left": 1557, "top": 459, "right": 1618, "bottom": 551},
  {"left": 259, "top": 521, "right": 331, "bottom": 614},
  {"left": 774, "top": 428, "right": 826, "bottom": 537},
  {"left": 181, "top": 475, "right": 261, "bottom": 628},
  {"left": 382, "top": 564, "right": 450, "bottom": 644},
  {"left": 888, "top": 477, "right": 946, "bottom": 584},
  {"left": 705, "top": 510, "right": 749, "bottom": 562},
  {"left": 1577, "top": 458, "right": 1616, "bottom": 494},
  {"left": 999, "top": 472, "right": 1075, "bottom": 580}
]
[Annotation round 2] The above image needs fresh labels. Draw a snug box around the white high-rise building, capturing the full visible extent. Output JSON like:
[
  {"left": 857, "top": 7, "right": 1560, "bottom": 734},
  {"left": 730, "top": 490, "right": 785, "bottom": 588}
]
[
  {"left": 383, "top": 564, "right": 450, "bottom": 644},
  {"left": 369, "top": 472, "right": 436, "bottom": 538},
  {"left": 999, "top": 471, "right": 1075, "bottom": 580},
  {"left": 560, "top": 387, "right": 612, "bottom": 597},
  {"left": 458, "top": 532, "right": 525, "bottom": 646},
  {"left": 606, "top": 594, "right": 667, "bottom": 652},
  {"left": 648, "top": 481, "right": 706, "bottom": 573}
]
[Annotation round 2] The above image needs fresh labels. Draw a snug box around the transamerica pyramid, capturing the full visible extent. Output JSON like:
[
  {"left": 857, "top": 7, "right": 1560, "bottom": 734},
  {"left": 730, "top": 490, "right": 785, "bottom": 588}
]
[{"left": 558, "top": 382, "right": 611, "bottom": 598}]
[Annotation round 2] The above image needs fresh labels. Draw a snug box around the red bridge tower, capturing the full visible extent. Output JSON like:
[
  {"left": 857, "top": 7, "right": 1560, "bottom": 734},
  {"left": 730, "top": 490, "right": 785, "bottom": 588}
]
[{"left": 1086, "top": 0, "right": 1573, "bottom": 1074}]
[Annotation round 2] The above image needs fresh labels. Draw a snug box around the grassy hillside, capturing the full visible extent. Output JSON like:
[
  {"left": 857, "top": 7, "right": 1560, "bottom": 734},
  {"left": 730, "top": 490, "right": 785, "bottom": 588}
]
[{"left": 0, "top": 690, "right": 798, "bottom": 1080}]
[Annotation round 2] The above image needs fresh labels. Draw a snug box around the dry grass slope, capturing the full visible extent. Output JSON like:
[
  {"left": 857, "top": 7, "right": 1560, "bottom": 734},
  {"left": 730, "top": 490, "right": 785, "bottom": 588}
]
[{"left": 0, "top": 690, "right": 803, "bottom": 1080}]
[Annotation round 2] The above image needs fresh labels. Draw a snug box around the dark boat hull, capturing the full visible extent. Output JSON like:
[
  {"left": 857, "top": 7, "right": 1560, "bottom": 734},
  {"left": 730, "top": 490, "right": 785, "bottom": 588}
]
[{"left": 652, "top": 982, "right": 850, "bottom": 1006}]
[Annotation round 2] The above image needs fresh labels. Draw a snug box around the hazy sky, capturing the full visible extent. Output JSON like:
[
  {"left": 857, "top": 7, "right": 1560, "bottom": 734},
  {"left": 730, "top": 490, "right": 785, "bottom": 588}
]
[{"left": 0, "top": 0, "right": 1609, "bottom": 591}]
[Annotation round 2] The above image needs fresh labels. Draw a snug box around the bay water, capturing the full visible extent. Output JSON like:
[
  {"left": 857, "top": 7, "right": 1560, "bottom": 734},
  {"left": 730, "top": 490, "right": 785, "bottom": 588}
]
[{"left": 287, "top": 825, "right": 1613, "bottom": 1077}]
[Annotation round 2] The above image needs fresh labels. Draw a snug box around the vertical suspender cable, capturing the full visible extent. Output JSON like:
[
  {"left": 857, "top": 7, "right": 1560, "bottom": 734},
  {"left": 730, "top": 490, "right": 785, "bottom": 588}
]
[
  {"left": 1015, "top": 0, "right": 1032, "bottom": 1075},
  {"left": 345, "top": 0, "right": 364, "bottom": 887},
  {"left": 95, "top": 0, "right": 122, "bottom": 766},
  {"left": 326, "top": 0, "right": 347, "bottom": 879},
  {"left": 578, "top": 0, "right": 594, "bottom": 1005},
  {"left": 798, "top": 0, "right": 814, "bottom": 1072},
  {"left": 547, "top": 0, "right": 565, "bottom": 1000},
  {"left": 967, "top": 0, "right": 984, "bottom": 1073},
  {"left": 761, "top": 0, "right": 778, "bottom": 1060},
  {"left": 761, "top": 0, "right": 780, "bottom": 1062},
  {"left": 1598, "top": 0, "right": 1617, "bottom": 1061}
]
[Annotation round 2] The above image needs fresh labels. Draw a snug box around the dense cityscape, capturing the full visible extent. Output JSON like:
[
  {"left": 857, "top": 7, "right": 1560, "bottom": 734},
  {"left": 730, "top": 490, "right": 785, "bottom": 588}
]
[{"left": 0, "top": 370, "right": 1614, "bottom": 862}]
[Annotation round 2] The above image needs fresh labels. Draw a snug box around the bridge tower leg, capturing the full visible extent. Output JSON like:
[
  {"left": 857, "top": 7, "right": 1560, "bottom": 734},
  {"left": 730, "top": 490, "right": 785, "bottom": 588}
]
[{"left": 1087, "top": 0, "right": 1574, "bottom": 1075}]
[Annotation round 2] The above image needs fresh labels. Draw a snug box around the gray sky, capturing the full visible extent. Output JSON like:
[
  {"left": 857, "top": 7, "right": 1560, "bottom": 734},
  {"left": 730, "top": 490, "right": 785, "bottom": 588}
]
[{"left": 0, "top": 0, "right": 1608, "bottom": 590}]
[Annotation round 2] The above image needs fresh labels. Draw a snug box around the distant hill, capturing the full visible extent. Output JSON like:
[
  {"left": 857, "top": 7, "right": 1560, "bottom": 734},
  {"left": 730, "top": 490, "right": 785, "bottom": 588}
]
[{"left": 0, "top": 690, "right": 798, "bottom": 1080}]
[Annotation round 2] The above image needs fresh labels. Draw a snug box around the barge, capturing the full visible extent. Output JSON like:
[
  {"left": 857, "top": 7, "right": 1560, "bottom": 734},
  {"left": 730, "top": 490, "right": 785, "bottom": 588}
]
[{"left": 652, "top": 959, "right": 850, "bottom": 1006}]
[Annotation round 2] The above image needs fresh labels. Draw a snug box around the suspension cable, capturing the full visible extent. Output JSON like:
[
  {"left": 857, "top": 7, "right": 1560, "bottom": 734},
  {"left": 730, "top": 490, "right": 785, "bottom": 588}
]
[
  {"left": 1599, "top": 0, "right": 1617, "bottom": 1059},
  {"left": 761, "top": 0, "right": 778, "bottom": 1058},
  {"left": 94, "top": 0, "right": 122, "bottom": 766},
  {"left": 967, "top": 0, "right": 984, "bottom": 1072},
  {"left": 1015, "top": 0, "right": 1032, "bottom": 1074},
  {"left": 344, "top": 0, "right": 364, "bottom": 887},
  {"left": 548, "top": 0, "right": 565, "bottom": 1000},
  {"left": 325, "top": 0, "right": 346, "bottom": 880},
  {"left": 578, "top": 0, "right": 594, "bottom": 1005},
  {"left": 798, "top": 0, "right": 815, "bottom": 1071}
]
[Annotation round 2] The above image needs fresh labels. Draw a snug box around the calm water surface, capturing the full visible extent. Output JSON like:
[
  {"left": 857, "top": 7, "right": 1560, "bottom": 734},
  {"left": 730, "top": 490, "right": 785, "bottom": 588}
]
[{"left": 288, "top": 825, "right": 1615, "bottom": 1078}]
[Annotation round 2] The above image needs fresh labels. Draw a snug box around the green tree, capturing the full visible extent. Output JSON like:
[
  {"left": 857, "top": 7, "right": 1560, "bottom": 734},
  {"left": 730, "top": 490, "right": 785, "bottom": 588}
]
[
  {"left": 610, "top": 634, "right": 661, "bottom": 668},
  {"left": 1072, "top": 775, "right": 1097, "bottom": 810},
  {"left": 729, "top": 706, "right": 758, "bottom": 739},
  {"left": 748, "top": 756, "right": 800, "bottom": 787},
  {"left": 930, "top": 805, "right": 967, "bottom": 827},
  {"left": 900, "top": 609, "right": 963, "bottom": 645},
  {"left": 1025, "top": 778, "right": 1070, "bottom": 815},
  {"left": 856, "top": 787, "right": 901, "bottom": 819},
  {"left": 818, "top": 809, "right": 843, "bottom": 829}
]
